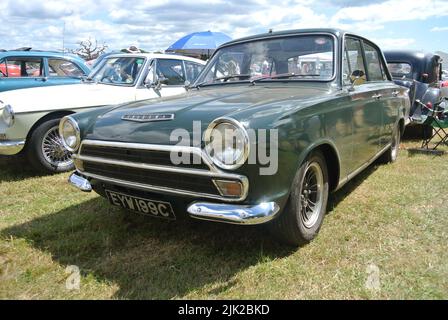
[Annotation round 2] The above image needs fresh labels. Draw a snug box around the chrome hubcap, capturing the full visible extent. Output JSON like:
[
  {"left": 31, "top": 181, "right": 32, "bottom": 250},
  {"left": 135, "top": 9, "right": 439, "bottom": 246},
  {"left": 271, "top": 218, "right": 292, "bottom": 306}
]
[
  {"left": 41, "top": 126, "right": 73, "bottom": 167},
  {"left": 300, "top": 162, "right": 324, "bottom": 229}
]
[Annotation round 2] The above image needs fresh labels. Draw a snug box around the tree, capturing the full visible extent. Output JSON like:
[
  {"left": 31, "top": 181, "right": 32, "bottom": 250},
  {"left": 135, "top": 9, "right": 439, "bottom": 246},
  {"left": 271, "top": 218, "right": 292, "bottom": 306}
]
[{"left": 71, "top": 38, "right": 108, "bottom": 61}]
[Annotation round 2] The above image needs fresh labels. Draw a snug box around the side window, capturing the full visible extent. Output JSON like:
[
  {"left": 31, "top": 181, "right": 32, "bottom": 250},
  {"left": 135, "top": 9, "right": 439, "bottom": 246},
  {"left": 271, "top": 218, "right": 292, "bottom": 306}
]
[
  {"left": 363, "top": 42, "right": 386, "bottom": 81},
  {"left": 343, "top": 38, "right": 366, "bottom": 86},
  {"left": 6, "top": 57, "right": 43, "bottom": 77},
  {"left": 156, "top": 59, "right": 185, "bottom": 85},
  {"left": 48, "top": 59, "right": 85, "bottom": 77},
  {"left": 184, "top": 61, "right": 204, "bottom": 82},
  {"left": 0, "top": 60, "right": 6, "bottom": 77}
]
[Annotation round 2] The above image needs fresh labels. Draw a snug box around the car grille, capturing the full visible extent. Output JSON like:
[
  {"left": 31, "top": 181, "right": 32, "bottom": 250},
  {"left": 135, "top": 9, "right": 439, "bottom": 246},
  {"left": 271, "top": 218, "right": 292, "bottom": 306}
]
[
  {"left": 75, "top": 140, "right": 248, "bottom": 201},
  {"left": 83, "top": 162, "right": 218, "bottom": 195},
  {"left": 81, "top": 144, "right": 209, "bottom": 170}
]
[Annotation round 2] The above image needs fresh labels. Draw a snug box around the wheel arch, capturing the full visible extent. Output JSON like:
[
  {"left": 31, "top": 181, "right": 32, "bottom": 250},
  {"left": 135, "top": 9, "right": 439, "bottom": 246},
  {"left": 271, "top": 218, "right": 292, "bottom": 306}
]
[
  {"left": 25, "top": 110, "right": 76, "bottom": 146},
  {"left": 295, "top": 140, "right": 341, "bottom": 192}
]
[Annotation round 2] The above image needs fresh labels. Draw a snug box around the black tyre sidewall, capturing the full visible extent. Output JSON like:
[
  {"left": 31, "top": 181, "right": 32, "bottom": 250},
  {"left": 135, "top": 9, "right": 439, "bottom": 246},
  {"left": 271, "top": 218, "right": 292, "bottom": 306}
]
[
  {"left": 26, "top": 118, "right": 74, "bottom": 173},
  {"left": 270, "top": 150, "right": 329, "bottom": 246}
]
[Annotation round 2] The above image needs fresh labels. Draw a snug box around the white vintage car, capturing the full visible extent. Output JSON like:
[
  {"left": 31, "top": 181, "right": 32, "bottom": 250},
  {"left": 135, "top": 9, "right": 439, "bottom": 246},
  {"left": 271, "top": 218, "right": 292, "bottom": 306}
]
[{"left": 0, "top": 53, "right": 205, "bottom": 172}]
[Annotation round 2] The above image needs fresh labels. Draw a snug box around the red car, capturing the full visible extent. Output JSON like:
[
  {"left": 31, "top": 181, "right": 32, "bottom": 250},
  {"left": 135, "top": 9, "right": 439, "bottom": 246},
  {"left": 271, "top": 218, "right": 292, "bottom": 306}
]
[{"left": 0, "top": 64, "right": 20, "bottom": 77}]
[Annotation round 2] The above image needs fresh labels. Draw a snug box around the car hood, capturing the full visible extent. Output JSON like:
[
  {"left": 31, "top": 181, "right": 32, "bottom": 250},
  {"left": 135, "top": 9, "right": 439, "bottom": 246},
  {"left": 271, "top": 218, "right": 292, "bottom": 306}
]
[
  {"left": 0, "top": 83, "right": 136, "bottom": 113},
  {"left": 85, "top": 83, "right": 336, "bottom": 145}
]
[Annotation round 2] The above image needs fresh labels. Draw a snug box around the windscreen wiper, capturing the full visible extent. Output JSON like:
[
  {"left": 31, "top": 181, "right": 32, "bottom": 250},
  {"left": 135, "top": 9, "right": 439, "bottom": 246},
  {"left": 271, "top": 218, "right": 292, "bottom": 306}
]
[
  {"left": 250, "top": 72, "right": 321, "bottom": 84},
  {"left": 193, "top": 74, "right": 252, "bottom": 89}
]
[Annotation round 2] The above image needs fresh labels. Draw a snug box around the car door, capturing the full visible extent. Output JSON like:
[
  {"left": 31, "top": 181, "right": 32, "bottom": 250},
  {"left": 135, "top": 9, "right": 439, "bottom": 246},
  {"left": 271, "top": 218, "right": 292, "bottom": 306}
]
[
  {"left": 0, "top": 56, "right": 46, "bottom": 91},
  {"left": 45, "top": 58, "right": 86, "bottom": 86},
  {"left": 343, "top": 36, "right": 382, "bottom": 169},
  {"left": 362, "top": 41, "right": 399, "bottom": 149},
  {"left": 154, "top": 58, "right": 188, "bottom": 97},
  {"left": 134, "top": 58, "right": 188, "bottom": 101}
]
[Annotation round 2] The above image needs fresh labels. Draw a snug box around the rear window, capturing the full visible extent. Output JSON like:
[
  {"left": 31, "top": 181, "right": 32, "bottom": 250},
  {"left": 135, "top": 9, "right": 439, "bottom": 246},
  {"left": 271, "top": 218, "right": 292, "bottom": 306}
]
[{"left": 387, "top": 63, "right": 412, "bottom": 78}]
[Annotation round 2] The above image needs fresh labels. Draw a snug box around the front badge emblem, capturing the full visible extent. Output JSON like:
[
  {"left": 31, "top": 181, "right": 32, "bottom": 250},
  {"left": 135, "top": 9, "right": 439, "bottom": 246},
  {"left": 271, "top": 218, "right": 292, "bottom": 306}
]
[{"left": 121, "top": 114, "right": 175, "bottom": 122}]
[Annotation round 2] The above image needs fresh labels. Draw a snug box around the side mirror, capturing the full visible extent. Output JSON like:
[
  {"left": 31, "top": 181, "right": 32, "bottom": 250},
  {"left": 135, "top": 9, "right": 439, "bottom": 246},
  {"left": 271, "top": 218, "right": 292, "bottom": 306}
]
[{"left": 184, "top": 80, "right": 191, "bottom": 89}]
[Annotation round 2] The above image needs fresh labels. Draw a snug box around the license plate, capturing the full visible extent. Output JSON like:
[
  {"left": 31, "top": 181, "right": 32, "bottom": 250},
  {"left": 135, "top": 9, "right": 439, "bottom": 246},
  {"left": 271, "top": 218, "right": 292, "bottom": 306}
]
[{"left": 105, "top": 190, "right": 176, "bottom": 220}]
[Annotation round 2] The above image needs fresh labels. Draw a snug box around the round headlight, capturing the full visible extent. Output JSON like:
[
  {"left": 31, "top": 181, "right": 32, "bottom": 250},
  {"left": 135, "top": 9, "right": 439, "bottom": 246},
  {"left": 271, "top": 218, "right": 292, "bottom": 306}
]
[
  {"left": 204, "top": 118, "right": 249, "bottom": 170},
  {"left": 59, "top": 116, "right": 80, "bottom": 152},
  {"left": 2, "top": 104, "right": 15, "bottom": 127}
]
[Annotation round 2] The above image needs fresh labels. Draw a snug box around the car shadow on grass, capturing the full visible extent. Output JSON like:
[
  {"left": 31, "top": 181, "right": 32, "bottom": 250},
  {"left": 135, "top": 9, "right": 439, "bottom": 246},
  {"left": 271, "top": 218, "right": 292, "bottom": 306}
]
[
  {"left": 0, "top": 155, "right": 44, "bottom": 182},
  {"left": 327, "top": 162, "right": 379, "bottom": 212},
  {"left": 1, "top": 196, "right": 294, "bottom": 299}
]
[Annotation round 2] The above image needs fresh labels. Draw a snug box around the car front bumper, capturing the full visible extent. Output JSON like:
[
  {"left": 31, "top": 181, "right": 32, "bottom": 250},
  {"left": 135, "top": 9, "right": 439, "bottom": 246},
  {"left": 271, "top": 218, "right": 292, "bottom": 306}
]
[
  {"left": 68, "top": 172, "right": 281, "bottom": 225},
  {"left": 0, "top": 139, "right": 25, "bottom": 155}
]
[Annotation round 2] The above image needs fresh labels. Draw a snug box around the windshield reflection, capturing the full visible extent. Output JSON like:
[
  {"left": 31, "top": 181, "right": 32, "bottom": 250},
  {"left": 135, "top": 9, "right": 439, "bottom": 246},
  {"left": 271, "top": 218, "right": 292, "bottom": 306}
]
[
  {"left": 90, "top": 57, "right": 146, "bottom": 86},
  {"left": 195, "top": 35, "right": 335, "bottom": 87}
]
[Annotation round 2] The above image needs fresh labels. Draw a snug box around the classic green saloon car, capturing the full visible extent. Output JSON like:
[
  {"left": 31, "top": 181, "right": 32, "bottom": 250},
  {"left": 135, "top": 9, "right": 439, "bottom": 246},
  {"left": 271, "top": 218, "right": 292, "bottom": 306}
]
[{"left": 63, "top": 29, "right": 410, "bottom": 245}]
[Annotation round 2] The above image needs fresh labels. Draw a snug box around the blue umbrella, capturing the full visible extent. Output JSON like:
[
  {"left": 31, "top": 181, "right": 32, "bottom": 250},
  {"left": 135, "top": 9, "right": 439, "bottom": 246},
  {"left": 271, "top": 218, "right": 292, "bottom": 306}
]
[{"left": 167, "top": 31, "right": 232, "bottom": 56}]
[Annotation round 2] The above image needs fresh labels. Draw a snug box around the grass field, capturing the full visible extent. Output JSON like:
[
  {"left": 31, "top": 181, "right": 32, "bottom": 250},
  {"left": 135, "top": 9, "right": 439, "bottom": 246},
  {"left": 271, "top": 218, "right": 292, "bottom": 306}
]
[{"left": 0, "top": 140, "right": 447, "bottom": 299}]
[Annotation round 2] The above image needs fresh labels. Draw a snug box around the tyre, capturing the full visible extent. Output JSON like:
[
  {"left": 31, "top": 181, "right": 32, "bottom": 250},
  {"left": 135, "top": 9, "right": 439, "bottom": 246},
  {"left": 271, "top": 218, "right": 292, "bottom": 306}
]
[
  {"left": 379, "top": 124, "right": 400, "bottom": 164},
  {"left": 26, "top": 118, "right": 74, "bottom": 173},
  {"left": 269, "top": 150, "right": 329, "bottom": 246}
]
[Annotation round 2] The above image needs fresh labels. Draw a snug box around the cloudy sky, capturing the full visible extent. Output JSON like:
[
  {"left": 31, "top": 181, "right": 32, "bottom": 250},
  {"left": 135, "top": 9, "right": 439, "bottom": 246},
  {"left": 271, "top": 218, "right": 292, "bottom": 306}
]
[{"left": 0, "top": 0, "right": 447, "bottom": 53}]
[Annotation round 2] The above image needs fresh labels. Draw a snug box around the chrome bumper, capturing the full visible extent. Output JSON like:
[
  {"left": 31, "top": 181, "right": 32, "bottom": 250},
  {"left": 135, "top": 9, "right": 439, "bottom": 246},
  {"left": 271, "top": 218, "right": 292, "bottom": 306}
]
[
  {"left": 69, "top": 172, "right": 280, "bottom": 225},
  {"left": 0, "top": 140, "right": 25, "bottom": 155},
  {"left": 68, "top": 172, "right": 92, "bottom": 192},
  {"left": 187, "top": 202, "right": 280, "bottom": 225}
]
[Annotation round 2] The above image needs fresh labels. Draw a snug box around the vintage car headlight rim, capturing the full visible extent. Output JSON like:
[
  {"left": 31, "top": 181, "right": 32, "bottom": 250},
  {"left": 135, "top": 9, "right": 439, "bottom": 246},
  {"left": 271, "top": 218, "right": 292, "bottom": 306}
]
[
  {"left": 204, "top": 117, "right": 250, "bottom": 170},
  {"left": 59, "top": 116, "right": 81, "bottom": 152},
  {"left": 2, "top": 103, "right": 15, "bottom": 127}
]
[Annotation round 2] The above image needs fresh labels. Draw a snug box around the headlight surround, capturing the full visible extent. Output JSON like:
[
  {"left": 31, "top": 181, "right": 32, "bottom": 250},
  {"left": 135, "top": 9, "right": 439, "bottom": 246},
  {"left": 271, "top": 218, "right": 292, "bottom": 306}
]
[
  {"left": 204, "top": 117, "right": 250, "bottom": 170},
  {"left": 1, "top": 103, "right": 15, "bottom": 127},
  {"left": 59, "top": 116, "right": 81, "bottom": 152}
]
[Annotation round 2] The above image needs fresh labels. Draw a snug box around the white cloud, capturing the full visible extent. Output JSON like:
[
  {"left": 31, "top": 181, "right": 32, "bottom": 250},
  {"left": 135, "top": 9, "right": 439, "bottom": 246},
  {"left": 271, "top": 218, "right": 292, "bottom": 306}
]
[
  {"left": 0, "top": 0, "right": 445, "bottom": 52},
  {"left": 431, "top": 26, "right": 448, "bottom": 32},
  {"left": 372, "top": 37, "right": 416, "bottom": 49}
]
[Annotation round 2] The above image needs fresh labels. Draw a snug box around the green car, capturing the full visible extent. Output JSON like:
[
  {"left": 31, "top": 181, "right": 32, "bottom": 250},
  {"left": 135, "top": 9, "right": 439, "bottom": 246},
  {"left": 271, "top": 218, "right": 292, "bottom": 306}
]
[{"left": 63, "top": 29, "right": 410, "bottom": 246}]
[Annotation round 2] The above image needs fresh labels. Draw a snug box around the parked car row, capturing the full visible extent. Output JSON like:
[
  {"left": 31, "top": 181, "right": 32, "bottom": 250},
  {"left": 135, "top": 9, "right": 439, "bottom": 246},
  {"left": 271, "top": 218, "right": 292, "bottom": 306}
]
[
  {"left": 0, "top": 53, "right": 205, "bottom": 172},
  {"left": 3, "top": 28, "right": 442, "bottom": 245}
]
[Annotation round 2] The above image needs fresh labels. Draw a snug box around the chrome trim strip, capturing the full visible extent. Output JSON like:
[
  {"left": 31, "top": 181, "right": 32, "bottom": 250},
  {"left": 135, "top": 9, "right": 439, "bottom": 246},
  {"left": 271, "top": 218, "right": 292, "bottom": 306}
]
[
  {"left": 68, "top": 173, "right": 92, "bottom": 192},
  {"left": 0, "top": 139, "right": 25, "bottom": 155},
  {"left": 79, "top": 139, "right": 218, "bottom": 172},
  {"left": 80, "top": 171, "right": 248, "bottom": 202},
  {"left": 187, "top": 202, "right": 281, "bottom": 225},
  {"left": 75, "top": 154, "right": 243, "bottom": 179}
]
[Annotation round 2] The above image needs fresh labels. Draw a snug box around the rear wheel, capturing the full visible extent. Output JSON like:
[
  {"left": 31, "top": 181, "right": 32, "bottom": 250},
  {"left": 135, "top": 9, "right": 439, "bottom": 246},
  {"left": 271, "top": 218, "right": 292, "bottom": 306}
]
[
  {"left": 269, "top": 150, "right": 329, "bottom": 246},
  {"left": 379, "top": 124, "right": 400, "bottom": 164},
  {"left": 26, "top": 118, "right": 74, "bottom": 173}
]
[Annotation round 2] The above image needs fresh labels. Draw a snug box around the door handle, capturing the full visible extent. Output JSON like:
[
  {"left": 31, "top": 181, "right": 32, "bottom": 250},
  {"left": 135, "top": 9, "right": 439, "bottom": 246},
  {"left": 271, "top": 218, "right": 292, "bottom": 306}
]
[{"left": 372, "top": 94, "right": 382, "bottom": 100}]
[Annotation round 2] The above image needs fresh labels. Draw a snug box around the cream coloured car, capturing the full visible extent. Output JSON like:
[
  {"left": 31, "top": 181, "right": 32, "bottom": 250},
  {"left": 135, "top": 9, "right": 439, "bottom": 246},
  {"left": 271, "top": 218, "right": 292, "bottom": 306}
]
[{"left": 0, "top": 53, "right": 205, "bottom": 172}]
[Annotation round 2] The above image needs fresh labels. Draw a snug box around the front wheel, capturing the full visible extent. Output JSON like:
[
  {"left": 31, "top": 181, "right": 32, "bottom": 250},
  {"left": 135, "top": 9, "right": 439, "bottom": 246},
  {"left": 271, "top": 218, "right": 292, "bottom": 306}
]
[
  {"left": 269, "top": 150, "right": 329, "bottom": 246},
  {"left": 26, "top": 118, "right": 74, "bottom": 173}
]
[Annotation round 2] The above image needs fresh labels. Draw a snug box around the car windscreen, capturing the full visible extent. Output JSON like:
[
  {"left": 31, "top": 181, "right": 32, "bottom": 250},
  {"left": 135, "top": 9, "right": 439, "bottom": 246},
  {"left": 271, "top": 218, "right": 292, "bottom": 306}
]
[
  {"left": 195, "top": 34, "right": 335, "bottom": 86},
  {"left": 90, "top": 57, "right": 145, "bottom": 86}
]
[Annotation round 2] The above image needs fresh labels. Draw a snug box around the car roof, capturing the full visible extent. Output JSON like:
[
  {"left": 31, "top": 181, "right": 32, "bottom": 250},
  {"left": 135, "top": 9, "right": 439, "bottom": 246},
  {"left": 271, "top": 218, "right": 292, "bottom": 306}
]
[
  {"left": 383, "top": 50, "right": 440, "bottom": 63},
  {"left": 221, "top": 28, "right": 348, "bottom": 47},
  {"left": 0, "top": 50, "right": 84, "bottom": 61},
  {"left": 102, "top": 52, "right": 206, "bottom": 65}
]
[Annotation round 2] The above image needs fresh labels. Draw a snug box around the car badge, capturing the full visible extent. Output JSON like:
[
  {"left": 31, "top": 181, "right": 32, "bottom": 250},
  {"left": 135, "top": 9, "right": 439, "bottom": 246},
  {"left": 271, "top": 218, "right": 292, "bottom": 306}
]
[{"left": 121, "top": 113, "right": 175, "bottom": 122}]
